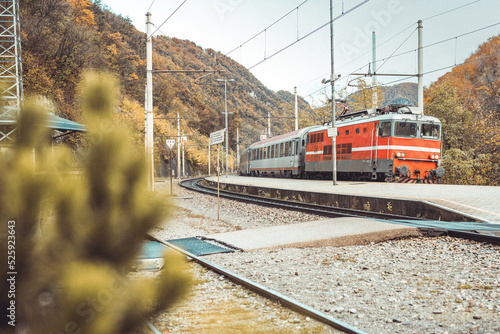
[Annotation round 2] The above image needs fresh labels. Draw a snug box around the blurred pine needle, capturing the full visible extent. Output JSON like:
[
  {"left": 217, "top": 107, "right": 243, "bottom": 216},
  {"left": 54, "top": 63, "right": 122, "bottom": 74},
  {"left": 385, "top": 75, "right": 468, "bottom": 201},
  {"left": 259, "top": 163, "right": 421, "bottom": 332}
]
[{"left": 0, "top": 72, "right": 191, "bottom": 334}]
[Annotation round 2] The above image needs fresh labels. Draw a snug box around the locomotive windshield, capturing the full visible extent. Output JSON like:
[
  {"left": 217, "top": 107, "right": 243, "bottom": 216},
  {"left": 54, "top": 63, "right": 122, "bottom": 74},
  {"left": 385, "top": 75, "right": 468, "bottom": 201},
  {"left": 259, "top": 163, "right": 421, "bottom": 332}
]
[
  {"left": 421, "top": 123, "right": 440, "bottom": 139},
  {"left": 379, "top": 121, "right": 391, "bottom": 137},
  {"left": 395, "top": 121, "right": 417, "bottom": 137}
]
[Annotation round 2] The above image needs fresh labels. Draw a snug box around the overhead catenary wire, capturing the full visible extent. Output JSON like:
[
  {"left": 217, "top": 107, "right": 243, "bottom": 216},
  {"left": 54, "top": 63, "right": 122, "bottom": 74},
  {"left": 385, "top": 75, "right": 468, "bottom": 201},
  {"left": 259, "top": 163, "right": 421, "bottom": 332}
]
[
  {"left": 225, "top": 0, "right": 310, "bottom": 57},
  {"left": 248, "top": 0, "right": 370, "bottom": 70},
  {"left": 346, "top": 50, "right": 500, "bottom": 96},
  {"left": 370, "top": 20, "right": 500, "bottom": 71},
  {"left": 146, "top": 0, "right": 156, "bottom": 14},
  {"left": 375, "top": 28, "right": 417, "bottom": 73},
  {"left": 148, "top": 0, "right": 188, "bottom": 38},
  {"left": 303, "top": 19, "right": 500, "bottom": 100},
  {"left": 298, "top": 0, "right": 485, "bottom": 98}
]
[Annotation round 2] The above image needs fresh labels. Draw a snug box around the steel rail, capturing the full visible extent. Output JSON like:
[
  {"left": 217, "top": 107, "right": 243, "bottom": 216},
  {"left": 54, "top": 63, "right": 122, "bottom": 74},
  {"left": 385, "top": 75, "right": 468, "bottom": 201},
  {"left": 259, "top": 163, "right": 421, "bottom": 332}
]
[
  {"left": 179, "top": 178, "right": 500, "bottom": 246},
  {"left": 146, "top": 234, "right": 369, "bottom": 334},
  {"left": 180, "top": 177, "right": 422, "bottom": 221}
]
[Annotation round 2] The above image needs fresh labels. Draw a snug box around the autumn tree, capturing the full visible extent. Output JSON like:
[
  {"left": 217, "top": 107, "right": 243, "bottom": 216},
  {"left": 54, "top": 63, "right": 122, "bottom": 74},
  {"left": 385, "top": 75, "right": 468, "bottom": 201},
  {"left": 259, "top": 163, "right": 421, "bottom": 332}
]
[
  {"left": 348, "top": 78, "right": 385, "bottom": 112},
  {"left": 424, "top": 33, "right": 500, "bottom": 185}
]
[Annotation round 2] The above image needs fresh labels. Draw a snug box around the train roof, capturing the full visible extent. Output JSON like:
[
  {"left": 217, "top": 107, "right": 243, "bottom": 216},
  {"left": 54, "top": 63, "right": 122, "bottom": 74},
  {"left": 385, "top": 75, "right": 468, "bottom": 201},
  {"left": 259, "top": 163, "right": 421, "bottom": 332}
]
[
  {"left": 324, "top": 105, "right": 442, "bottom": 127},
  {"left": 248, "top": 125, "right": 322, "bottom": 149}
]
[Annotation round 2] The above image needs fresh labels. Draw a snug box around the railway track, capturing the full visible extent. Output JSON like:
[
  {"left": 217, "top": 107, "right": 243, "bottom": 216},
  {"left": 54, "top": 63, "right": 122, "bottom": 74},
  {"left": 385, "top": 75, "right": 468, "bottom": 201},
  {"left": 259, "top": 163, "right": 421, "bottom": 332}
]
[
  {"left": 180, "top": 177, "right": 500, "bottom": 246},
  {"left": 146, "top": 234, "right": 368, "bottom": 334},
  {"left": 145, "top": 177, "right": 500, "bottom": 333}
]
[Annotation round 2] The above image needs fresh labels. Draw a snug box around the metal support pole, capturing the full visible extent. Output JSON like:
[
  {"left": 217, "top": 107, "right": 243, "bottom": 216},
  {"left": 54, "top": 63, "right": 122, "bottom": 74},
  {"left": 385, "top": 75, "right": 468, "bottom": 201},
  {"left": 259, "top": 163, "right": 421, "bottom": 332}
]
[
  {"left": 182, "top": 133, "right": 185, "bottom": 178},
  {"left": 330, "top": 0, "right": 337, "bottom": 185},
  {"left": 169, "top": 148, "right": 173, "bottom": 195},
  {"left": 208, "top": 141, "right": 211, "bottom": 176},
  {"left": 372, "top": 31, "right": 378, "bottom": 108},
  {"left": 267, "top": 111, "right": 271, "bottom": 138},
  {"left": 236, "top": 127, "right": 240, "bottom": 169},
  {"left": 217, "top": 144, "right": 220, "bottom": 220},
  {"left": 177, "top": 112, "right": 181, "bottom": 178},
  {"left": 215, "top": 78, "right": 234, "bottom": 178},
  {"left": 146, "top": 12, "right": 154, "bottom": 190},
  {"left": 224, "top": 81, "right": 229, "bottom": 178},
  {"left": 294, "top": 86, "right": 298, "bottom": 131},
  {"left": 417, "top": 20, "right": 424, "bottom": 113}
]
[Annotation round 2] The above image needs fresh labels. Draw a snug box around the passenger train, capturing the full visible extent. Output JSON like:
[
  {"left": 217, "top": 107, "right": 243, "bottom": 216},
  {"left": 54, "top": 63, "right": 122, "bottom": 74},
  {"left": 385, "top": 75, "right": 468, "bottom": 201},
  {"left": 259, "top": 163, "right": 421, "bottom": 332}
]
[{"left": 239, "top": 104, "right": 445, "bottom": 183}]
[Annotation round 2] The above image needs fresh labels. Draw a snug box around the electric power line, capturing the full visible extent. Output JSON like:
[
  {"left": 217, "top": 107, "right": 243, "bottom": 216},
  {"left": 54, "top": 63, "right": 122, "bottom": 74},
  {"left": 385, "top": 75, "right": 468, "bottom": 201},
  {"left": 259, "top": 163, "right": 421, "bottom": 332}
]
[
  {"left": 148, "top": 0, "right": 188, "bottom": 38},
  {"left": 304, "top": 19, "right": 500, "bottom": 100},
  {"left": 248, "top": 0, "right": 371, "bottom": 70},
  {"left": 146, "top": 0, "right": 156, "bottom": 13},
  {"left": 371, "top": 20, "right": 500, "bottom": 71},
  {"left": 375, "top": 28, "right": 417, "bottom": 73},
  {"left": 225, "top": 0, "right": 310, "bottom": 57},
  {"left": 299, "top": 0, "right": 485, "bottom": 97}
]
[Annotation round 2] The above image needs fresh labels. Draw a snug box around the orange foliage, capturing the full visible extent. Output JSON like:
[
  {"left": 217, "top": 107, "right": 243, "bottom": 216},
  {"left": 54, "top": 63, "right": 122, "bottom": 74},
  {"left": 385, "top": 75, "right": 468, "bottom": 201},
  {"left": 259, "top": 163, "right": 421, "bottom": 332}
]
[
  {"left": 425, "top": 33, "right": 500, "bottom": 185},
  {"left": 67, "top": 0, "right": 95, "bottom": 27}
]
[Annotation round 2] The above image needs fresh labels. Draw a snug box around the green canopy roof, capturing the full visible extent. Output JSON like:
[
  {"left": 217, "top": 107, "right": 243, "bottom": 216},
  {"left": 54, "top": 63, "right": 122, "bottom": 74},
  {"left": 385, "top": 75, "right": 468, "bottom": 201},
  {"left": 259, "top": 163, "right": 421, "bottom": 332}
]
[{"left": 0, "top": 107, "right": 86, "bottom": 132}]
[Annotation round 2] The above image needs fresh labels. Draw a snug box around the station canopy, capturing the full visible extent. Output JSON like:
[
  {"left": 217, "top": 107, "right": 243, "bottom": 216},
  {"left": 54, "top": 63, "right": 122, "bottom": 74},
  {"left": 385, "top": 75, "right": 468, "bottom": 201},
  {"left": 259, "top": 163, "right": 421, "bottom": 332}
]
[{"left": 0, "top": 106, "right": 86, "bottom": 144}]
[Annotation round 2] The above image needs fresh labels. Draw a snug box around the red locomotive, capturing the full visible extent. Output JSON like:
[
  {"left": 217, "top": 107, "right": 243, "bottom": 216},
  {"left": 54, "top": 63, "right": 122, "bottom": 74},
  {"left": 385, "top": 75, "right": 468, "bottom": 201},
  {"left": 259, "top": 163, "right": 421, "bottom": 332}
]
[{"left": 240, "top": 105, "right": 445, "bottom": 183}]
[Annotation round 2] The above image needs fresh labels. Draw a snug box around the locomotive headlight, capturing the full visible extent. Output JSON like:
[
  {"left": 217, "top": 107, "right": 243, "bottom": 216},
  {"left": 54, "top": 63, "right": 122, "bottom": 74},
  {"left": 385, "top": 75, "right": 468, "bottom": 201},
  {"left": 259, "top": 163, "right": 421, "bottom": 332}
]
[{"left": 396, "top": 152, "right": 405, "bottom": 158}]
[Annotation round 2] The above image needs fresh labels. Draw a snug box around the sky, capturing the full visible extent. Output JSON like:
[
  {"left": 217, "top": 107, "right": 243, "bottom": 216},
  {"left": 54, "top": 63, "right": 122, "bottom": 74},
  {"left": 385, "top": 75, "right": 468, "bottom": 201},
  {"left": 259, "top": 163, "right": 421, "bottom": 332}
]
[{"left": 100, "top": 0, "right": 500, "bottom": 105}]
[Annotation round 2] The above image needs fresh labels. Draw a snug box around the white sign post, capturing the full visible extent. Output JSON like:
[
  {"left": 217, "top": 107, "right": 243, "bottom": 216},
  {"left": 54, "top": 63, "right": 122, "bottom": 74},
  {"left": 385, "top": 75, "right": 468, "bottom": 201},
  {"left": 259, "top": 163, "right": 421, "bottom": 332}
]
[
  {"left": 327, "top": 127, "right": 337, "bottom": 138},
  {"left": 165, "top": 139, "right": 175, "bottom": 194},
  {"left": 210, "top": 129, "right": 225, "bottom": 221},
  {"left": 209, "top": 128, "right": 225, "bottom": 146}
]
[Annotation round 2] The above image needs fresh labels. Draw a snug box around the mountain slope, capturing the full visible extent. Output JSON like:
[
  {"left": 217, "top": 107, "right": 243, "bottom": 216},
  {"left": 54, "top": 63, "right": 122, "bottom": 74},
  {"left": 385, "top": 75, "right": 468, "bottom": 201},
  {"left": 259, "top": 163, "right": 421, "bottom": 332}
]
[{"left": 19, "top": 0, "right": 314, "bottom": 174}]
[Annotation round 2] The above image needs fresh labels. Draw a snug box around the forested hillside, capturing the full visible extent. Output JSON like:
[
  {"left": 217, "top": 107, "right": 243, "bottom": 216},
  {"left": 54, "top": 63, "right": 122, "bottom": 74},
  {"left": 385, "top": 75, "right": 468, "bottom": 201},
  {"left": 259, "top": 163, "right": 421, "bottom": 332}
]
[
  {"left": 19, "top": 1, "right": 500, "bottom": 184},
  {"left": 424, "top": 34, "right": 500, "bottom": 185},
  {"left": 20, "top": 0, "right": 314, "bottom": 175}
]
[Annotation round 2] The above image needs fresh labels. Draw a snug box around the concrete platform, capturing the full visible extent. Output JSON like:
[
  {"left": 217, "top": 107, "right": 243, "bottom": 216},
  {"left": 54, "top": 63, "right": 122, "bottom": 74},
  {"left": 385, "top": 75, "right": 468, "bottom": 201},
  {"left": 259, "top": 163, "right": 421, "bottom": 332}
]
[
  {"left": 207, "top": 218, "right": 420, "bottom": 251},
  {"left": 207, "top": 176, "right": 500, "bottom": 224}
]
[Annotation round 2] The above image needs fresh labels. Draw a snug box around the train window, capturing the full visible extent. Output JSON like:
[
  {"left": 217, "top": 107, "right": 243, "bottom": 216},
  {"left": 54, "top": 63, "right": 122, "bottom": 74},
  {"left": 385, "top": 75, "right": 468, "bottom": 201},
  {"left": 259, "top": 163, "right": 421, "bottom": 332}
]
[
  {"left": 284, "top": 142, "right": 289, "bottom": 156},
  {"left": 345, "top": 129, "right": 349, "bottom": 135},
  {"left": 421, "top": 123, "right": 440, "bottom": 139},
  {"left": 356, "top": 128, "right": 360, "bottom": 134},
  {"left": 271, "top": 145, "right": 274, "bottom": 158},
  {"left": 395, "top": 121, "right": 417, "bottom": 137},
  {"left": 379, "top": 122, "right": 391, "bottom": 137},
  {"left": 323, "top": 145, "right": 332, "bottom": 155},
  {"left": 276, "top": 144, "right": 279, "bottom": 157},
  {"left": 363, "top": 127, "right": 367, "bottom": 133}
]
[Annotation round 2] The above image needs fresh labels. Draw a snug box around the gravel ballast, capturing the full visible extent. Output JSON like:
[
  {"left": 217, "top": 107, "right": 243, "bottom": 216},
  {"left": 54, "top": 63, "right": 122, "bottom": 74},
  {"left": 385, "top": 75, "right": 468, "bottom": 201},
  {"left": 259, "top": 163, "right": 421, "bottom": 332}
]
[{"left": 150, "top": 180, "right": 500, "bottom": 334}]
